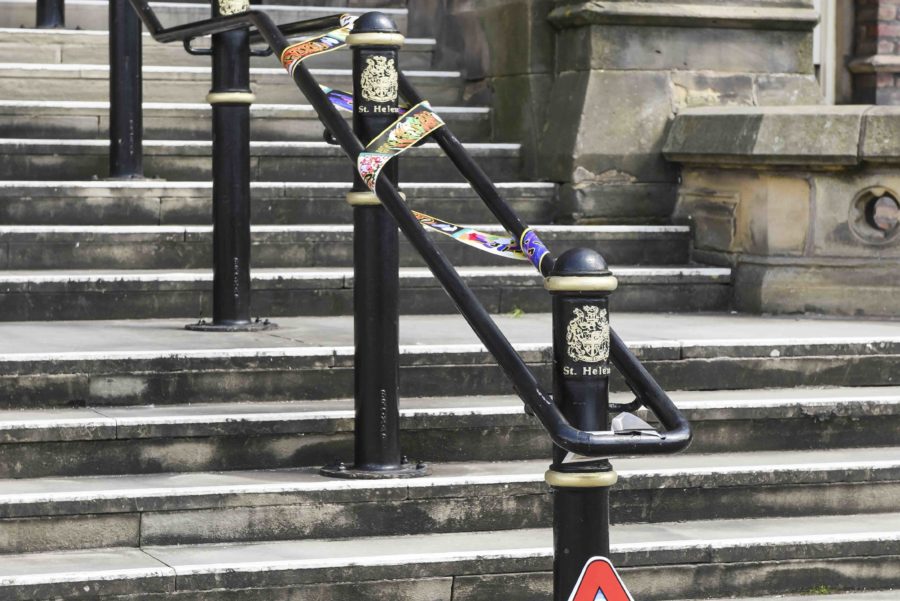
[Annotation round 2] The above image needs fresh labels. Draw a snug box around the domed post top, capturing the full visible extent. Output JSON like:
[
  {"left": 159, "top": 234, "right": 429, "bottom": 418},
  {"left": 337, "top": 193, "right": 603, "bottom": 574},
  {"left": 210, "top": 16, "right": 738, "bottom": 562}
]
[
  {"left": 347, "top": 11, "right": 405, "bottom": 47},
  {"left": 545, "top": 248, "right": 618, "bottom": 294}
]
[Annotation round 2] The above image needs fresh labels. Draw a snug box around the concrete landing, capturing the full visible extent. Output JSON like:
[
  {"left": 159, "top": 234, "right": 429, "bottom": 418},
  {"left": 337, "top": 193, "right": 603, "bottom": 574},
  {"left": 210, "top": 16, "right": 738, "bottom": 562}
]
[{"left": 0, "top": 312, "right": 896, "bottom": 357}]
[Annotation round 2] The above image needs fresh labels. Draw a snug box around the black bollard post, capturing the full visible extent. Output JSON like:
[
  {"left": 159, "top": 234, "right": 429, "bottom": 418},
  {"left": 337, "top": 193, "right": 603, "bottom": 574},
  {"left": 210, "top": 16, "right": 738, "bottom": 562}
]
[
  {"left": 321, "top": 12, "right": 427, "bottom": 479},
  {"left": 545, "top": 248, "right": 619, "bottom": 601},
  {"left": 186, "top": 0, "right": 275, "bottom": 332},
  {"left": 36, "top": 0, "right": 64, "bottom": 28},
  {"left": 109, "top": 0, "right": 143, "bottom": 179}
]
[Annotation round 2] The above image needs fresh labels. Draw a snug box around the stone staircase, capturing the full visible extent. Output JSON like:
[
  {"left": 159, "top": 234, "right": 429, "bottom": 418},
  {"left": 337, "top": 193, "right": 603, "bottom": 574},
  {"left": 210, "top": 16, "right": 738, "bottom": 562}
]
[{"left": 0, "top": 2, "right": 897, "bottom": 600}]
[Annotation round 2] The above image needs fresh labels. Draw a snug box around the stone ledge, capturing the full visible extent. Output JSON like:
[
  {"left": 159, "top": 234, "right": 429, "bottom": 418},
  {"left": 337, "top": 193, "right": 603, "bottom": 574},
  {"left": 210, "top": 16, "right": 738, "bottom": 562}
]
[
  {"left": 664, "top": 106, "right": 900, "bottom": 167},
  {"left": 848, "top": 55, "right": 900, "bottom": 74},
  {"left": 548, "top": 1, "right": 819, "bottom": 31}
]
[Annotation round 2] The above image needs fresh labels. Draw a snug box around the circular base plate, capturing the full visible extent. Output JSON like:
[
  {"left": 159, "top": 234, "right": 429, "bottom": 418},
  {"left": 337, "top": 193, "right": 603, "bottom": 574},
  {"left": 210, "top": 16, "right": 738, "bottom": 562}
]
[
  {"left": 185, "top": 320, "right": 277, "bottom": 332},
  {"left": 320, "top": 462, "right": 431, "bottom": 480}
]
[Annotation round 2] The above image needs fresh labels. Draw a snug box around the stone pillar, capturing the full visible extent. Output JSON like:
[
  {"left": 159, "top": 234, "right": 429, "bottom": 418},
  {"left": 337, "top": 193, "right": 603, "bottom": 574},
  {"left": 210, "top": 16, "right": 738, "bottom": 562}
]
[
  {"left": 851, "top": 0, "right": 900, "bottom": 104},
  {"left": 434, "top": 0, "right": 557, "bottom": 178},
  {"left": 539, "top": 0, "right": 821, "bottom": 224}
]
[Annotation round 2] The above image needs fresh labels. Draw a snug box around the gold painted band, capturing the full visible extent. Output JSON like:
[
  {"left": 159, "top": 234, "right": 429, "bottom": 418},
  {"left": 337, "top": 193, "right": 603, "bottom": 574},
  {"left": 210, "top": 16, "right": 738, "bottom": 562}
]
[
  {"left": 206, "top": 92, "right": 257, "bottom": 105},
  {"left": 346, "top": 190, "right": 406, "bottom": 206},
  {"left": 347, "top": 32, "right": 406, "bottom": 47},
  {"left": 545, "top": 469, "right": 618, "bottom": 489},
  {"left": 544, "top": 275, "right": 619, "bottom": 292}
]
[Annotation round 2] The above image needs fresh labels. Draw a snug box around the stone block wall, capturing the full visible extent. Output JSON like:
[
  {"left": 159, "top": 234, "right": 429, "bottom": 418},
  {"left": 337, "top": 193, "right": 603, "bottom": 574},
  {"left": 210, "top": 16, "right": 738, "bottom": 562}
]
[
  {"left": 432, "top": 0, "right": 822, "bottom": 224},
  {"left": 665, "top": 106, "right": 900, "bottom": 316}
]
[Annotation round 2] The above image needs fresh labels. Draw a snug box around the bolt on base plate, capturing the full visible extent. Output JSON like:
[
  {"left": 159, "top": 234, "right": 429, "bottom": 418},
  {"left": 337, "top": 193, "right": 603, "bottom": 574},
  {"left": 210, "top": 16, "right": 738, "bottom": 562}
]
[
  {"left": 185, "top": 319, "right": 278, "bottom": 332},
  {"left": 320, "top": 461, "right": 431, "bottom": 480}
]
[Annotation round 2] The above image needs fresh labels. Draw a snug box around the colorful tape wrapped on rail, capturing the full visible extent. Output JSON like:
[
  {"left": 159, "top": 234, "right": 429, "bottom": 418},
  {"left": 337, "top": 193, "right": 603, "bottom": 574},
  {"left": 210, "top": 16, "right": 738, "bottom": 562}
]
[
  {"left": 278, "top": 14, "right": 552, "bottom": 271},
  {"left": 412, "top": 211, "right": 526, "bottom": 262},
  {"left": 357, "top": 102, "right": 445, "bottom": 189},
  {"left": 280, "top": 14, "right": 357, "bottom": 75}
]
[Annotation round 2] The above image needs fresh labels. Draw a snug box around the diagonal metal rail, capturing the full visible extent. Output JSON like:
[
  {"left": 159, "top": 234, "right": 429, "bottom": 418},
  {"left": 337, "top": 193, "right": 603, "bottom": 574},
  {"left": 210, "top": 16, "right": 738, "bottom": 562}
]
[{"left": 125, "top": 2, "right": 691, "bottom": 457}]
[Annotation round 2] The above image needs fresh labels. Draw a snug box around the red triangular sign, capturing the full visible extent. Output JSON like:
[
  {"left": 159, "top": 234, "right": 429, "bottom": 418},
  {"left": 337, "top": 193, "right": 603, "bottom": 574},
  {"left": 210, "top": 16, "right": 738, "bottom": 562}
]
[{"left": 567, "top": 557, "right": 635, "bottom": 601}]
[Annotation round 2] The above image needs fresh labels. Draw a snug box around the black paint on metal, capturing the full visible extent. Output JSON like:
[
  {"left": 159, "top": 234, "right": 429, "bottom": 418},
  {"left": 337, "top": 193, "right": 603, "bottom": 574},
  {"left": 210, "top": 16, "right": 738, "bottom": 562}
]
[
  {"left": 321, "top": 12, "right": 427, "bottom": 480},
  {"left": 36, "top": 0, "right": 64, "bottom": 28},
  {"left": 186, "top": 1, "right": 273, "bottom": 332},
  {"left": 109, "top": 0, "right": 143, "bottom": 178},
  {"left": 126, "top": 0, "right": 691, "bottom": 458},
  {"left": 547, "top": 248, "right": 615, "bottom": 601}
]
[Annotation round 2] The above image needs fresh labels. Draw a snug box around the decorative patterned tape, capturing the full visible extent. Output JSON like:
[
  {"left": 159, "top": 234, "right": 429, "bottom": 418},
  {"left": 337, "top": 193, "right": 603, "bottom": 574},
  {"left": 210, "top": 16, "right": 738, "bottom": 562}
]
[
  {"left": 275, "top": 20, "right": 551, "bottom": 270},
  {"left": 520, "top": 228, "right": 550, "bottom": 271},
  {"left": 320, "top": 86, "right": 354, "bottom": 112},
  {"left": 280, "top": 15, "right": 357, "bottom": 75},
  {"left": 412, "top": 211, "right": 527, "bottom": 262},
  {"left": 357, "top": 102, "right": 445, "bottom": 190}
]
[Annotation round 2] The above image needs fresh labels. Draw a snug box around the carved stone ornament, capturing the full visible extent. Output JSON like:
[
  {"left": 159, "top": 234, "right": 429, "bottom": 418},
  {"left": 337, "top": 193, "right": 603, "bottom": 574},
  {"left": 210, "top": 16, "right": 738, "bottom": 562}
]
[
  {"left": 566, "top": 306, "right": 611, "bottom": 363},
  {"left": 360, "top": 56, "right": 399, "bottom": 103},
  {"left": 218, "top": 0, "right": 249, "bottom": 16}
]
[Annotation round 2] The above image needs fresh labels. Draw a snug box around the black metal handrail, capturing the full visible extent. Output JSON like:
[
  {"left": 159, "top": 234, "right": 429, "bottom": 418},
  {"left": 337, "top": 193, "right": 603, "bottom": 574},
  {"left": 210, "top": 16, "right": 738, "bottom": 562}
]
[{"left": 125, "top": 1, "right": 691, "bottom": 457}]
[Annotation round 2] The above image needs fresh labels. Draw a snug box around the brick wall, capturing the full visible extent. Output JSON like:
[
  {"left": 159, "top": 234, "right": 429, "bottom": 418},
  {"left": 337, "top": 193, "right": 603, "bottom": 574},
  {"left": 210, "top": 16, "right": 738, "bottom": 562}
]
[{"left": 853, "top": 0, "right": 900, "bottom": 103}]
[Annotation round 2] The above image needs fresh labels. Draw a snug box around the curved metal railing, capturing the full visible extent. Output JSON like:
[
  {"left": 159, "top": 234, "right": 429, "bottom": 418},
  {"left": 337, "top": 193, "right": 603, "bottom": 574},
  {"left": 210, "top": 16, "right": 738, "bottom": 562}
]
[{"left": 123, "top": 1, "right": 691, "bottom": 457}]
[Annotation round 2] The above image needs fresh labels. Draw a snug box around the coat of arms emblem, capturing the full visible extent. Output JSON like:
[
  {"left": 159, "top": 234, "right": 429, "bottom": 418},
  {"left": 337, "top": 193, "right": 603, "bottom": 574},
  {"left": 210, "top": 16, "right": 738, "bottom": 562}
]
[
  {"left": 566, "top": 306, "right": 610, "bottom": 363},
  {"left": 218, "top": 0, "right": 249, "bottom": 15},
  {"left": 360, "top": 56, "right": 399, "bottom": 103}
]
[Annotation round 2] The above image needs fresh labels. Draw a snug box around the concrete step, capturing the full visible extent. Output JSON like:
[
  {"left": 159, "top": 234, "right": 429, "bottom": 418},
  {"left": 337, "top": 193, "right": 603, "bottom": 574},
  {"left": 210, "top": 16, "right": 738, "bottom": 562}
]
[
  {"left": 0, "top": 388, "right": 900, "bottom": 478},
  {"left": 0, "top": 448, "right": 897, "bottom": 554},
  {"left": 0, "top": 62, "right": 462, "bottom": 104},
  {"left": 0, "top": 265, "right": 731, "bottom": 321},
  {"left": 0, "top": 139, "right": 521, "bottom": 183},
  {"left": 0, "top": 224, "right": 691, "bottom": 269},
  {"left": 0, "top": 313, "right": 897, "bottom": 408},
  {"left": 0, "top": 513, "right": 897, "bottom": 600},
  {"left": 0, "top": 181, "right": 559, "bottom": 225},
  {"left": 0, "top": 0, "right": 410, "bottom": 32},
  {"left": 0, "top": 28, "right": 436, "bottom": 70},
  {"left": 2, "top": 388, "right": 897, "bottom": 477},
  {"left": 0, "top": 100, "right": 491, "bottom": 142}
]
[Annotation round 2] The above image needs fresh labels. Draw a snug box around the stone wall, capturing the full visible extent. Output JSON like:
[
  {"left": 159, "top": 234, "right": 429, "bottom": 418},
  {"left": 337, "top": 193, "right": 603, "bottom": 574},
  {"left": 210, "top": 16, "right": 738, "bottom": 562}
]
[
  {"left": 434, "top": 0, "right": 822, "bottom": 224},
  {"left": 665, "top": 106, "right": 900, "bottom": 316}
]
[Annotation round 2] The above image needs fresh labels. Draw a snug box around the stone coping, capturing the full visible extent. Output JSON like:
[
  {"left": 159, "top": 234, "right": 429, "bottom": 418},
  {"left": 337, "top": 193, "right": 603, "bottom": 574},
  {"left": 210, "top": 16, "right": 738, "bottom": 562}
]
[
  {"left": 548, "top": 1, "right": 818, "bottom": 31},
  {"left": 664, "top": 105, "right": 900, "bottom": 167}
]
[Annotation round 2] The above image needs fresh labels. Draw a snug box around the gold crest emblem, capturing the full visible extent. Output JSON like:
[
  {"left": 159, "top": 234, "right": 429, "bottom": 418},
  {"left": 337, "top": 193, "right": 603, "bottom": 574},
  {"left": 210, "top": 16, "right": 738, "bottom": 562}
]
[
  {"left": 218, "top": 0, "right": 248, "bottom": 16},
  {"left": 566, "top": 306, "right": 610, "bottom": 363},
  {"left": 360, "top": 56, "right": 399, "bottom": 103}
]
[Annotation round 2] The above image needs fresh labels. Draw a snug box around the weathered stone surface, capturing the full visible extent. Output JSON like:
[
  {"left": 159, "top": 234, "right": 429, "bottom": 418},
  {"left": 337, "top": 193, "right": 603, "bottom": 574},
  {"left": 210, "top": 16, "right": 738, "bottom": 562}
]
[
  {"left": 0, "top": 513, "right": 139, "bottom": 553},
  {"left": 664, "top": 106, "right": 867, "bottom": 166},
  {"left": 541, "top": 70, "right": 676, "bottom": 184},
  {"left": 671, "top": 72, "right": 755, "bottom": 110},
  {"left": 860, "top": 106, "right": 900, "bottom": 161},
  {"left": 0, "top": 183, "right": 558, "bottom": 226},
  {"left": 548, "top": 1, "right": 819, "bottom": 31},
  {"left": 735, "top": 261, "right": 900, "bottom": 316},
  {"left": 676, "top": 169, "right": 811, "bottom": 256},
  {"left": 754, "top": 74, "right": 824, "bottom": 105},
  {"left": 557, "top": 25, "right": 813, "bottom": 74}
]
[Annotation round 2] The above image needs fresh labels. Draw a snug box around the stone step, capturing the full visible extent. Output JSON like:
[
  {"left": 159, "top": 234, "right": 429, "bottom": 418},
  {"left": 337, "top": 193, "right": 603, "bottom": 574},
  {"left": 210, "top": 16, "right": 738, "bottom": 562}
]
[
  {"left": 0, "top": 266, "right": 731, "bottom": 321},
  {"left": 0, "top": 448, "right": 897, "bottom": 554},
  {"left": 0, "top": 28, "right": 436, "bottom": 70},
  {"left": 0, "top": 224, "right": 691, "bottom": 269},
  {"left": 0, "top": 313, "right": 897, "bottom": 408},
  {"left": 0, "top": 513, "right": 897, "bottom": 600},
  {"left": 3, "top": 389, "right": 897, "bottom": 478},
  {"left": 689, "top": 593, "right": 899, "bottom": 601},
  {"left": 0, "top": 181, "right": 558, "bottom": 225},
  {"left": 0, "top": 62, "right": 462, "bottom": 104},
  {"left": 0, "top": 100, "right": 491, "bottom": 142},
  {"left": 0, "top": 139, "right": 521, "bottom": 183},
  {"left": 0, "top": 0, "right": 410, "bottom": 32}
]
